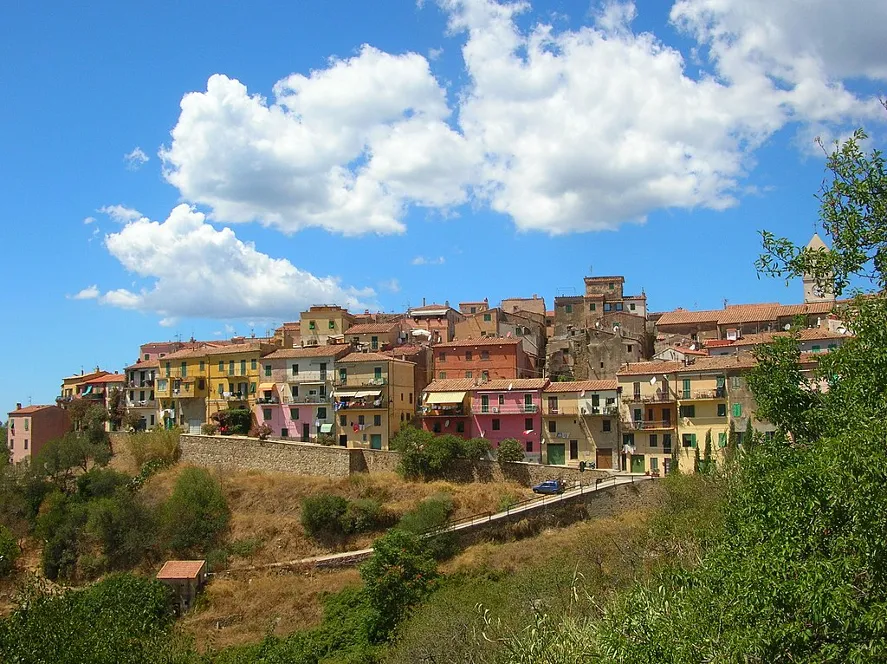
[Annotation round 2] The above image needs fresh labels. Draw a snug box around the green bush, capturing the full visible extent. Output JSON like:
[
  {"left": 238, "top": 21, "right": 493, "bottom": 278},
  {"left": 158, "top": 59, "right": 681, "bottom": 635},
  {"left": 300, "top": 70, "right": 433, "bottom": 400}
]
[
  {"left": 125, "top": 428, "right": 181, "bottom": 468},
  {"left": 301, "top": 493, "right": 349, "bottom": 538},
  {"left": 0, "top": 525, "right": 18, "bottom": 577},
  {"left": 161, "top": 467, "right": 229, "bottom": 556},
  {"left": 398, "top": 494, "right": 454, "bottom": 535},
  {"left": 461, "top": 437, "right": 492, "bottom": 461},
  {"left": 341, "top": 498, "right": 391, "bottom": 534},
  {"left": 497, "top": 438, "right": 525, "bottom": 463}
]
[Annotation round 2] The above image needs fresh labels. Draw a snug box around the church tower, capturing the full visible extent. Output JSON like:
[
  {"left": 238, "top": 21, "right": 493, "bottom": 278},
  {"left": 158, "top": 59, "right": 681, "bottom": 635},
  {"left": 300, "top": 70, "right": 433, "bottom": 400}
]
[{"left": 803, "top": 233, "right": 835, "bottom": 304}]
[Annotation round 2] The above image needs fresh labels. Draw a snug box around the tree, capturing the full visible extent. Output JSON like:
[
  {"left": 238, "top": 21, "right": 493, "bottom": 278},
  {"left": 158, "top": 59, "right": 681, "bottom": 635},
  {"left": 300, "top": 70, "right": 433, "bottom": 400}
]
[
  {"left": 107, "top": 388, "right": 126, "bottom": 431},
  {"left": 0, "top": 525, "right": 18, "bottom": 577},
  {"left": 497, "top": 438, "right": 525, "bottom": 463},
  {"left": 702, "top": 429, "right": 713, "bottom": 474},
  {"left": 360, "top": 529, "right": 438, "bottom": 640},
  {"left": 34, "top": 432, "right": 112, "bottom": 491},
  {"left": 461, "top": 437, "right": 492, "bottom": 461},
  {"left": 670, "top": 441, "right": 680, "bottom": 474},
  {"left": 301, "top": 493, "right": 349, "bottom": 538},
  {"left": 161, "top": 467, "right": 229, "bottom": 556}
]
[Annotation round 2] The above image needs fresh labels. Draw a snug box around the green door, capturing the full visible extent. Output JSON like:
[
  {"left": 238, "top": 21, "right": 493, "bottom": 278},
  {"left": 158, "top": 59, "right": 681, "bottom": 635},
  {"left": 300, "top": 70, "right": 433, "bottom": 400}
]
[
  {"left": 631, "top": 454, "right": 645, "bottom": 473},
  {"left": 370, "top": 434, "right": 382, "bottom": 450},
  {"left": 548, "top": 443, "right": 565, "bottom": 465}
]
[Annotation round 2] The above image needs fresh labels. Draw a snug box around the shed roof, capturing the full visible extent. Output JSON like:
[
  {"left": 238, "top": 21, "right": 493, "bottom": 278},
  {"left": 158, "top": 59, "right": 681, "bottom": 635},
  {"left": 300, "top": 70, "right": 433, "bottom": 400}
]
[
  {"left": 543, "top": 380, "right": 618, "bottom": 393},
  {"left": 156, "top": 560, "right": 206, "bottom": 580}
]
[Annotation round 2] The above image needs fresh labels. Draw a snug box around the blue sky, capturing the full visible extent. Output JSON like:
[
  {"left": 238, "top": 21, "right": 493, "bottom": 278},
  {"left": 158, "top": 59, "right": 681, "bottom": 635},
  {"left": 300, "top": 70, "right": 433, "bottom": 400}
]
[{"left": 2, "top": 0, "right": 885, "bottom": 413}]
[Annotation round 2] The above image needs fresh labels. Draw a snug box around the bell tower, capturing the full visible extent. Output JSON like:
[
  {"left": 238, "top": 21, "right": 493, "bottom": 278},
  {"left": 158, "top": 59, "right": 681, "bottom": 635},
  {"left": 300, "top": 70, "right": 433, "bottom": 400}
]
[{"left": 802, "top": 233, "right": 835, "bottom": 304}]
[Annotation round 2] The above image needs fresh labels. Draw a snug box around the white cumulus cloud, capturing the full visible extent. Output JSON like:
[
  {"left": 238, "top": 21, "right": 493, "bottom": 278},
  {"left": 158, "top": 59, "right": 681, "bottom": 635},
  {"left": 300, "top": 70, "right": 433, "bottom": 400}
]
[
  {"left": 160, "top": 46, "right": 478, "bottom": 236},
  {"left": 124, "top": 147, "right": 150, "bottom": 170},
  {"left": 411, "top": 255, "right": 446, "bottom": 265},
  {"left": 71, "top": 285, "right": 100, "bottom": 300},
  {"left": 88, "top": 204, "right": 375, "bottom": 321},
  {"left": 100, "top": 205, "right": 144, "bottom": 224},
  {"left": 83, "top": 216, "right": 96, "bottom": 225}
]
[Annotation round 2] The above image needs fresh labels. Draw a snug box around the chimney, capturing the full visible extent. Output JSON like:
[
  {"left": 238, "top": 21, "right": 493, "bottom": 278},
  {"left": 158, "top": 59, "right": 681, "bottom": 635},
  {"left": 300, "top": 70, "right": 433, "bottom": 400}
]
[
  {"left": 15, "top": 403, "right": 21, "bottom": 411},
  {"left": 445, "top": 300, "right": 449, "bottom": 307},
  {"left": 422, "top": 297, "right": 426, "bottom": 306}
]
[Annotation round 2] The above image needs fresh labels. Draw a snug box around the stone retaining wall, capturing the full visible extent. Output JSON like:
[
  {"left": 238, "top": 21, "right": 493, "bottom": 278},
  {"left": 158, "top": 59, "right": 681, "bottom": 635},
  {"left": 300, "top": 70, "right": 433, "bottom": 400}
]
[{"left": 179, "top": 434, "right": 615, "bottom": 487}]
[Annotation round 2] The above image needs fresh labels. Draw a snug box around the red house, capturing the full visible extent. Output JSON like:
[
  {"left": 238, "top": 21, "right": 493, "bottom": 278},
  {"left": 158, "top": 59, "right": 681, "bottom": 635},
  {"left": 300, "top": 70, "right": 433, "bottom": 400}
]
[{"left": 432, "top": 338, "right": 533, "bottom": 382}]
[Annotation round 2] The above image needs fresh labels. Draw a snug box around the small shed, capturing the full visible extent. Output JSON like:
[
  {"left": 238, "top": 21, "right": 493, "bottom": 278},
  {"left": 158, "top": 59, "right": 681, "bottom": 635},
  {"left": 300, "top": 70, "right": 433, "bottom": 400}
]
[{"left": 156, "top": 560, "right": 207, "bottom": 613}]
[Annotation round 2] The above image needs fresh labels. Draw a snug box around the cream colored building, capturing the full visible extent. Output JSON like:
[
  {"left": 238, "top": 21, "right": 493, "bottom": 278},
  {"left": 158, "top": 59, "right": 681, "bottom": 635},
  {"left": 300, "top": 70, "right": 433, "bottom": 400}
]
[
  {"left": 541, "top": 380, "right": 620, "bottom": 469},
  {"left": 334, "top": 352, "right": 416, "bottom": 449}
]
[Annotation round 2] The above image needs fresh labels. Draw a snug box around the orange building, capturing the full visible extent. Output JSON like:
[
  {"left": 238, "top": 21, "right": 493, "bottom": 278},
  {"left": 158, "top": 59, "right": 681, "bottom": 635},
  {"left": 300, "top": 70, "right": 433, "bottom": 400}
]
[{"left": 432, "top": 337, "right": 533, "bottom": 382}]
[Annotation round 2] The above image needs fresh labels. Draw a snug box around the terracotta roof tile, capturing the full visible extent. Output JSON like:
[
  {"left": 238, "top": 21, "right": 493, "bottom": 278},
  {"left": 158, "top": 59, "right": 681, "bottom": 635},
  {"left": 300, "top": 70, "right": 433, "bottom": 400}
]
[
  {"left": 731, "top": 328, "right": 849, "bottom": 347},
  {"left": 434, "top": 337, "right": 522, "bottom": 348},
  {"left": 338, "top": 352, "right": 415, "bottom": 365},
  {"left": 776, "top": 302, "right": 836, "bottom": 316},
  {"left": 656, "top": 308, "right": 724, "bottom": 326},
  {"left": 160, "top": 347, "right": 214, "bottom": 360},
  {"left": 716, "top": 305, "right": 780, "bottom": 325},
  {"left": 410, "top": 304, "right": 451, "bottom": 312},
  {"left": 617, "top": 361, "right": 684, "bottom": 376},
  {"left": 85, "top": 374, "right": 126, "bottom": 384},
  {"left": 9, "top": 405, "right": 59, "bottom": 416},
  {"left": 675, "top": 355, "right": 757, "bottom": 372},
  {"left": 125, "top": 359, "right": 160, "bottom": 370},
  {"left": 344, "top": 322, "right": 401, "bottom": 334},
  {"left": 543, "top": 380, "right": 618, "bottom": 393},
  {"left": 156, "top": 560, "right": 205, "bottom": 579},
  {"left": 473, "top": 378, "right": 549, "bottom": 390},
  {"left": 62, "top": 370, "right": 110, "bottom": 382},
  {"left": 704, "top": 339, "right": 736, "bottom": 348},
  {"left": 202, "top": 342, "right": 274, "bottom": 356},
  {"left": 423, "top": 379, "right": 478, "bottom": 392},
  {"left": 265, "top": 346, "right": 352, "bottom": 360},
  {"left": 381, "top": 344, "right": 426, "bottom": 357}
]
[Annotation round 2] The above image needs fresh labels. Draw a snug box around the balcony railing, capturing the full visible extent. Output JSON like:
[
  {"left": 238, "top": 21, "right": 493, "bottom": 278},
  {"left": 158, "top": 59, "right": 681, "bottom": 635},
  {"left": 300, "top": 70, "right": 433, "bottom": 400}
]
[
  {"left": 127, "top": 399, "right": 156, "bottom": 408},
  {"left": 624, "top": 393, "right": 676, "bottom": 404},
  {"left": 334, "top": 377, "right": 387, "bottom": 387},
  {"left": 127, "top": 379, "right": 155, "bottom": 388},
  {"left": 680, "top": 388, "right": 727, "bottom": 400},
  {"left": 421, "top": 406, "right": 466, "bottom": 417},
  {"left": 477, "top": 404, "right": 538, "bottom": 415},
  {"left": 624, "top": 420, "right": 676, "bottom": 430},
  {"left": 256, "top": 397, "right": 281, "bottom": 405},
  {"left": 337, "top": 399, "right": 385, "bottom": 410},
  {"left": 281, "top": 395, "right": 331, "bottom": 404},
  {"left": 680, "top": 415, "right": 729, "bottom": 425}
]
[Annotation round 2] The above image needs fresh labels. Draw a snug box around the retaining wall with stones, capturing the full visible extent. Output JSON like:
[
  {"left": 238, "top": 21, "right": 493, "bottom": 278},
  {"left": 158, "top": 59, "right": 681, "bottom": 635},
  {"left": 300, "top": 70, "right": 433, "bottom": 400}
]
[{"left": 179, "top": 434, "right": 614, "bottom": 486}]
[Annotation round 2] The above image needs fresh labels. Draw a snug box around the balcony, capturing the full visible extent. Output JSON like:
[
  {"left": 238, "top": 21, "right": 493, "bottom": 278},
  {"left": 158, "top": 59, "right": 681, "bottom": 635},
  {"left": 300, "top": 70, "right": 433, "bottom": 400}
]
[
  {"left": 477, "top": 404, "right": 539, "bottom": 415},
  {"left": 680, "top": 388, "right": 727, "bottom": 401},
  {"left": 256, "top": 397, "right": 281, "bottom": 405},
  {"left": 127, "top": 399, "right": 156, "bottom": 409},
  {"left": 421, "top": 406, "right": 467, "bottom": 417},
  {"left": 127, "top": 379, "right": 155, "bottom": 388},
  {"left": 334, "top": 377, "right": 387, "bottom": 387},
  {"left": 56, "top": 395, "right": 73, "bottom": 404},
  {"left": 624, "top": 393, "right": 676, "bottom": 404},
  {"left": 624, "top": 420, "right": 676, "bottom": 431},
  {"left": 282, "top": 394, "right": 331, "bottom": 405},
  {"left": 680, "top": 415, "right": 728, "bottom": 425},
  {"left": 337, "top": 398, "right": 385, "bottom": 410}
]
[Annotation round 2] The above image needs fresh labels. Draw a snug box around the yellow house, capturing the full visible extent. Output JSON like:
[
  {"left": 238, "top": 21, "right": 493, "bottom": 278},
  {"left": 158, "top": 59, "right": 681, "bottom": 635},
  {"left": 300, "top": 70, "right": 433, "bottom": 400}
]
[
  {"left": 616, "top": 361, "right": 682, "bottom": 475},
  {"left": 542, "top": 380, "right": 620, "bottom": 469},
  {"left": 300, "top": 305, "right": 356, "bottom": 346},
  {"left": 204, "top": 342, "right": 278, "bottom": 421},
  {"left": 345, "top": 320, "right": 404, "bottom": 351},
  {"left": 334, "top": 352, "right": 416, "bottom": 449},
  {"left": 155, "top": 348, "right": 211, "bottom": 432}
]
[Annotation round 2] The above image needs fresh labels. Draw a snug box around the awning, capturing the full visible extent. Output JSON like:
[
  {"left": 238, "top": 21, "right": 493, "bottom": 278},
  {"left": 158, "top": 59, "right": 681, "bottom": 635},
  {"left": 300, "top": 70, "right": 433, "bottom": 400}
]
[
  {"left": 334, "top": 389, "right": 363, "bottom": 398},
  {"left": 320, "top": 423, "right": 334, "bottom": 433},
  {"left": 426, "top": 391, "right": 466, "bottom": 404},
  {"left": 82, "top": 385, "right": 93, "bottom": 395},
  {"left": 355, "top": 389, "right": 383, "bottom": 398},
  {"left": 258, "top": 383, "right": 276, "bottom": 391}
]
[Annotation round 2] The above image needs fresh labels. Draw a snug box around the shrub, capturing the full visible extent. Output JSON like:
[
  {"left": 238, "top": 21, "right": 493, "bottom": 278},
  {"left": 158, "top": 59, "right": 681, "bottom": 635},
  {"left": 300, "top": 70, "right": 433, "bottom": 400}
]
[
  {"left": 341, "top": 498, "right": 391, "bottom": 534},
  {"left": 461, "top": 437, "right": 492, "bottom": 461},
  {"left": 398, "top": 494, "right": 454, "bottom": 535},
  {"left": 301, "top": 493, "right": 349, "bottom": 538},
  {"left": 497, "top": 438, "right": 525, "bottom": 463},
  {"left": 249, "top": 424, "right": 272, "bottom": 440},
  {"left": 125, "top": 428, "right": 181, "bottom": 468},
  {"left": 201, "top": 423, "right": 219, "bottom": 435},
  {"left": 0, "top": 525, "right": 19, "bottom": 577},
  {"left": 161, "top": 467, "right": 230, "bottom": 556},
  {"left": 316, "top": 433, "right": 338, "bottom": 446}
]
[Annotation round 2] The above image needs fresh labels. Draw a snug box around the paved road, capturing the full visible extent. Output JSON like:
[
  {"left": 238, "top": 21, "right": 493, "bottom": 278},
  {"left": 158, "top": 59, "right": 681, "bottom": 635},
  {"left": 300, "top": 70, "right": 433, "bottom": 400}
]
[{"left": 221, "top": 474, "right": 653, "bottom": 574}]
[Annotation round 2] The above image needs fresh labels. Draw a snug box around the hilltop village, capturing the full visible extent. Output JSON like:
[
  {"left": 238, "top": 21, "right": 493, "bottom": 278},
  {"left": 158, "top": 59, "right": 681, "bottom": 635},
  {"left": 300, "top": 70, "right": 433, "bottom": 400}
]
[{"left": 9, "top": 235, "right": 849, "bottom": 475}]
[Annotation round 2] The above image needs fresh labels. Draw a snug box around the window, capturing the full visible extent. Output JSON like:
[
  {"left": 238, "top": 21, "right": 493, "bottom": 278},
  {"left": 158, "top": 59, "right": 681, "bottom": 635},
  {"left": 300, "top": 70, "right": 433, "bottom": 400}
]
[
  {"left": 292, "top": 363, "right": 299, "bottom": 376},
  {"left": 470, "top": 307, "right": 476, "bottom": 314},
  {"left": 615, "top": 302, "right": 623, "bottom": 311},
  {"left": 218, "top": 383, "right": 224, "bottom": 395},
  {"left": 140, "top": 391, "right": 145, "bottom": 401},
  {"left": 456, "top": 421, "right": 465, "bottom": 433},
  {"left": 251, "top": 359, "right": 257, "bottom": 370},
  {"left": 280, "top": 428, "right": 288, "bottom": 438},
  {"left": 608, "top": 282, "right": 614, "bottom": 290},
  {"left": 630, "top": 303, "right": 636, "bottom": 311},
  {"left": 329, "top": 320, "right": 336, "bottom": 329},
  {"left": 481, "top": 371, "right": 489, "bottom": 381},
  {"left": 465, "top": 371, "right": 473, "bottom": 378},
  {"left": 717, "top": 403, "right": 727, "bottom": 417},
  {"left": 732, "top": 403, "right": 742, "bottom": 417},
  {"left": 682, "top": 378, "right": 691, "bottom": 398},
  {"left": 371, "top": 336, "right": 378, "bottom": 350},
  {"left": 483, "top": 313, "right": 492, "bottom": 322},
  {"left": 24, "top": 439, "right": 28, "bottom": 450},
  {"left": 340, "top": 414, "right": 346, "bottom": 425},
  {"left": 228, "top": 360, "right": 235, "bottom": 375},
  {"left": 569, "top": 440, "right": 578, "bottom": 459},
  {"left": 627, "top": 345, "right": 633, "bottom": 353},
  {"left": 498, "top": 394, "right": 505, "bottom": 405},
  {"left": 291, "top": 384, "right": 299, "bottom": 398},
  {"left": 718, "top": 432, "right": 727, "bottom": 448},
  {"left": 374, "top": 415, "right": 382, "bottom": 426},
  {"left": 409, "top": 393, "right": 413, "bottom": 404},
  {"left": 240, "top": 359, "right": 247, "bottom": 375},
  {"left": 682, "top": 433, "right": 697, "bottom": 448},
  {"left": 604, "top": 303, "right": 612, "bottom": 312},
  {"left": 309, "top": 321, "right": 316, "bottom": 330},
  {"left": 525, "top": 417, "right": 533, "bottom": 430},
  {"left": 526, "top": 441, "right": 533, "bottom": 452},
  {"left": 199, "top": 361, "right": 205, "bottom": 372},
  {"left": 181, "top": 362, "right": 187, "bottom": 377},
  {"left": 291, "top": 408, "right": 300, "bottom": 419},
  {"left": 603, "top": 419, "right": 611, "bottom": 432},
  {"left": 649, "top": 434, "right": 658, "bottom": 447},
  {"left": 433, "top": 422, "right": 441, "bottom": 433},
  {"left": 679, "top": 405, "right": 695, "bottom": 418},
  {"left": 263, "top": 408, "right": 272, "bottom": 421},
  {"left": 731, "top": 376, "right": 741, "bottom": 389},
  {"left": 150, "top": 415, "right": 155, "bottom": 426},
  {"left": 219, "top": 360, "right": 224, "bottom": 372},
  {"left": 565, "top": 304, "right": 572, "bottom": 314},
  {"left": 250, "top": 382, "right": 256, "bottom": 394},
  {"left": 439, "top": 352, "right": 446, "bottom": 362},
  {"left": 317, "top": 407, "right": 327, "bottom": 419},
  {"left": 480, "top": 350, "right": 489, "bottom": 360},
  {"left": 492, "top": 419, "right": 501, "bottom": 431},
  {"left": 811, "top": 344, "right": 821, "bottom": 352},
  {"left": 358, "top": 415, "right": 365, "bottom": 425},
  {"left": 264, "top": 364, "right": 272, "bottom": 377},
  {"left": 623, "top": 433, "right": 635, "bottom": 446},
  {"left": 590, "top": 303, "right": 596, "bottom": 311},
  {"left": 338, "top": 368, "right": 346, "bottom": 383},
  {"left": 466, "top": 351, "right": 473, "bottom": 361},
  {"left": 165, "top": 361, "right": 171, "bottom": 376},
  {"left": 828, "top": 344, "right": 837, "bottom": 350},
  {"left": 24, "top": 419, "right": 29, "bottom": 431},
  {"left": 633, "top": 382, "right": 641, "bottom": 399},
  {"left": 548, "top": 420, "right": 556, "bottom": 433},
  {"left": 374, "top": 366, "right": 382, "bottom": 380},
  {"left": 663, "top": 434, "right": 672, "bottom": 453},
  {"left": 439, "top": 372, "right": 447, "bottom": 379},
  {"left": 144, "top": 354, "right": 149, "bottom": 361}
]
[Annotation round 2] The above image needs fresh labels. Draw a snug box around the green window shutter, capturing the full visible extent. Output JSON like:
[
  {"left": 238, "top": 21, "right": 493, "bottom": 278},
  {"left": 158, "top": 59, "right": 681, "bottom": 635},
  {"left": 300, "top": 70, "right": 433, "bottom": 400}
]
[
  {"left": 718, "top": 432, "right": 727, "bottom": 448},
  {"left": 732, "top": 403, "right": 742, "bottom": 417},
  {"left": 250, "top": 382, "right": 256, "bottom": 394},
  {"left": 691, "top": 434, "right": 697, "bottom": 448},
  {"left": 218, "top": 361, "right": 224, "bottom": 372}
]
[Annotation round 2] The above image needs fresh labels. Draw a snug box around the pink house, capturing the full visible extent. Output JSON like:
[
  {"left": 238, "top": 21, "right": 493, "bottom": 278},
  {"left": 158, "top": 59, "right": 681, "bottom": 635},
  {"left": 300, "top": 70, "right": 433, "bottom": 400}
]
[
  {"left": 7, "top": 404, "right": 70, "bottom": 464},
  {"left": 471, "top": 379, "right": 548, "bottom": 463},
  {"left": 420, "top": 378, "right": 477, "bottom": 439},
  {"left": 253, "top": 346, "right": 351, "bottom": 442}
]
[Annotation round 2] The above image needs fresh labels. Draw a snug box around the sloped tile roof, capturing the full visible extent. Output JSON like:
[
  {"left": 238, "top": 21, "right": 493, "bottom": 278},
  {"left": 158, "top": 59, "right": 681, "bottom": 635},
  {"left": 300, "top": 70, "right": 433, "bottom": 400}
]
[
  {"left": 156, "top": 560, "right": 205, "bottom": 579},
  {"left": 434, "top": 337, "right": 522, "bottom": 348},
  {"left": 731, "top": 327, "right": 849, "bottom": 347},
  {"left": 543, "top": 380, "right": 618, "bottom": 393},
  {"left": 423, "top": 379, "right": 478, "bottom": 392},
  {"left": 617, "top": 361, "right": 684, "bottom": 376},
  {"left": 473, "top": 378, "right": 549, "bottom": 390},
  {"left": 344, "top": 322, "right": 401, "bottom": 334},
  {"left": 675, "top": 354, "right": 757, "bottom": 372},
  {"left": 338, "top": 352, "right": 415, "bottom": 365},
  {"left": 9, "top": 405, "right": 58, "bottom": 416},
  {"left": 86, "top": 374, "right": 126, "bottom": 384},
  {"left": 265, "top": 346, "right": 352, "bottom": 360},
  {"left": 125, "top": 359, "right": 160, "bottom": 370}
]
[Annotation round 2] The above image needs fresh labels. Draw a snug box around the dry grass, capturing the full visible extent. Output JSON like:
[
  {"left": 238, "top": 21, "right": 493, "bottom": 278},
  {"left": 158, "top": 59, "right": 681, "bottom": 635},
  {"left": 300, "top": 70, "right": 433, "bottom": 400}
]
[{"left": 181, "top": 567, "right": 361, "bottom": 651}]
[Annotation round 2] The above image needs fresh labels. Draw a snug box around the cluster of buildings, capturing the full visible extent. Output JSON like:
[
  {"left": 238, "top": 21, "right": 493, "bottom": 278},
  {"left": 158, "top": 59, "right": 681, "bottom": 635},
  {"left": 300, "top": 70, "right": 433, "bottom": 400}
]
[{"left": 7, "top": 235, "right": 851, "bottom": 473}]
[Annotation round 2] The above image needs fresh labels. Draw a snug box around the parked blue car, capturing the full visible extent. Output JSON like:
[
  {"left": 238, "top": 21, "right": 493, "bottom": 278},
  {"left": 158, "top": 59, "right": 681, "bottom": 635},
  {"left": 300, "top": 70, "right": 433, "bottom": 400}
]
[{"left": 532, "top": 479, "right": 566, "bottom": 495}]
